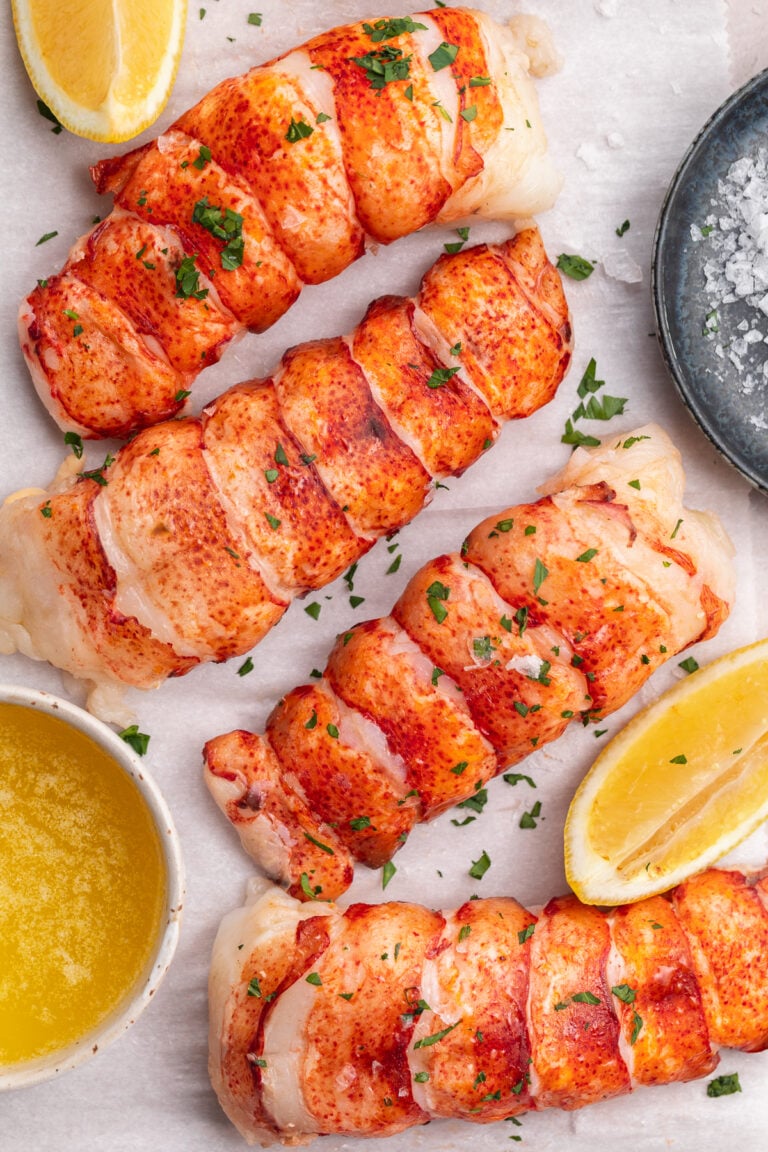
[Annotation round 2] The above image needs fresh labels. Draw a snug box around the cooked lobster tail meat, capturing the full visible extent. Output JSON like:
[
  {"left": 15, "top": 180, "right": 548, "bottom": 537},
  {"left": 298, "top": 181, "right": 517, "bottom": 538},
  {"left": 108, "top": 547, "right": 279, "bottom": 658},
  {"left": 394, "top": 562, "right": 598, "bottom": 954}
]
[
  {"left": 204, "top": 425, "right": 734, "bottom": 901},
  {"left": 209, "top": 864, "right": 768, "bottom": 1144},
  {"left": 18, "top": 8, "right": 561, "bottom": 439},
  {"left": 0, "top": 230, "right": 571, "bottom": 723}
]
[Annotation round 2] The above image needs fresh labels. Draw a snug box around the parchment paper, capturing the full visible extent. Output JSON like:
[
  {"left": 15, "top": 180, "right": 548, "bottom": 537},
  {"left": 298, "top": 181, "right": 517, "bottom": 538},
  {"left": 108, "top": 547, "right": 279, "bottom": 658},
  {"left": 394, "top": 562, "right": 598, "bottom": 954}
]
[{"left": 1, "top": 2, "right": 768, "bottom": 1149}]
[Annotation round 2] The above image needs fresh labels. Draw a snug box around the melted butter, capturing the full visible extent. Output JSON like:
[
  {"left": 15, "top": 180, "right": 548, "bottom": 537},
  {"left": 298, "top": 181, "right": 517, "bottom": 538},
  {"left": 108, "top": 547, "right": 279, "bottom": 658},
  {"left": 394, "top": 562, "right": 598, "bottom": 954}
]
[{"left": 0, "top": 703, "right": 166, "bottom": 1065}]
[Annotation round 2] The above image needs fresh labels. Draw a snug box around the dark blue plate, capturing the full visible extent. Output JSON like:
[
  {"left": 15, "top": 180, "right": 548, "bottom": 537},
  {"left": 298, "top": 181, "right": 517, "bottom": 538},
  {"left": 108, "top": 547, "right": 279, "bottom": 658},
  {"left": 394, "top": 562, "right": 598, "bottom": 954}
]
[{"left": 652, "top": 67, "right": 768, "bottom": 493}]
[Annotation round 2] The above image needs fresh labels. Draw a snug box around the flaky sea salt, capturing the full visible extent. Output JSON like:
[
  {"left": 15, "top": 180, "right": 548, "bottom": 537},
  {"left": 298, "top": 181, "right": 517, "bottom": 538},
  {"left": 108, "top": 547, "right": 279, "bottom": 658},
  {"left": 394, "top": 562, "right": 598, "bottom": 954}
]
[{"left": 695, "top": 150, "right": 768, "bottom": 410}]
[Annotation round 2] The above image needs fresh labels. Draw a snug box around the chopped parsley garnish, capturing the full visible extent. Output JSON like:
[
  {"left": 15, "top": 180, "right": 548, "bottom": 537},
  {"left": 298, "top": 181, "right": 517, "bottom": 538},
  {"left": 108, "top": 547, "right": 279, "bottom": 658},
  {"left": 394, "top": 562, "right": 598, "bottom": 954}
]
[
  {"left": 426, "top": 365, "right": 461, "bottom": 389},
  {"left": 192, "top": 197, "right": 245, "bottom": 269},
  {"left": 562, "top": 421, "right": 601, "bottom": 448},
  {"left": 326, "top": 723, "right": 339, "bottom": 739},
  {"left": 304, "top": 710, "right": 318, "bottom": 730},
  {"left": 316, "top": 112, "right": 331, "bottom": 124},
  {"left": 616, "top": 219, "right": 630, "bottom": 237},
  {"left": 286, "top": 117, "right": 314, "bottom": 143},
  {"left": 264, "top": 512, "right": 281, "bottom": 530},
  {"left": 707, "top": 1073, "right": 741, "bottom": 1097},
  {"left": 556, "top": 253, "right": 594, "bottom": 280},
  {"left": 472, "top": 636, "right": 495, "bottom": 662},
  {"left": 36, "top": 230, "right": 59, "bottom": 246},
  {"left": 119, "top": 725, "right": 150, "bottom": 756},
  {"left": 387, "top": 553, "right": 402, "bottom": 574},
  {"left": 579, "top": 393, "right": 627, "bottom": 421},
  {"left": 671, "top": 518, "right": 683, "bottom": 539},
  {"left": 429, "top": 41, "right": 459, "bottom": 71},
  {"left": 576, "top": 548, "right": 598, "bottom": 563},
  {"left": 175, "top": 389, "right": 191, "bottom": 403},
  {"left": 622, "top": 435, "right": 651, "bottom": 451},
  {"left": 679, "top": 656, "right": 699, "bottom": 674},
  {"left": 519, "top": 800, "right": 542, "bottom": 829},
  {"left": 426, "top": 579, "right": 450, "bottom": 623},
  {"left": 630, "top": 1010, "right": 644, "bottom": 1045},
  {"left": 382, "top": 860, "right": 397, "bottom": 888},
  {"left": 192, "top": 145, "right": 212, "bottom": 170},
  {"left": 40, "top": 501, "right": 52, "bottom": 518},
  {"left": 611, "top": 984, "right": 636, "bottom": 1003},
  {"left": 413, "top": 1071, "right": 430, "bottom": 1083},
  {"left": 450, "top": 761, "right": 468, "bottom": 776},
  {"left": 237, "top": 657, "right": 254, "bottom": 676},
  {"left": 556, "top": 991, "right": 600, "bottom": 1009},
  {"left": 247, "top": 12, "right": 262, "bottom": 25},
  {"left": 304, "top": 602, "right": 321, "bottom": 620},
  {"left": 414, "top": 1020, "right": 460, "bottom": 1048},
  {"left": 349, "top": 815, "right": 371, "bottom": 831},
  {"left": 351, "top": 45, "right": 413, "bottom": 89},
  {"left": 300, "top": 872, "right": 321, "bottom": 900},
  {"left": 533, "top": 558, "right": 549, "bottom": 594},
  {"left": 503, "top": 772, "right": 535, "bottom": 788},
  {"left": 431, "top": 666, "right": 445, "bottom": 686},
  {"left": 518, "top": 924, "right": 535, "bottom": 944},
  {"left": 470, "top": 75, "right": 491, "bottom": 86},
  {"left": 36, "top": 98, "right": 63, "bottom": 133},
  {"left": 461, "top": 105, "right": 477, "bottom": 122},
  {"left": 458, "top": 924, "right": 472, "bottom": 942},
  {"left": 456, "top": 788, "right": 488, "bottom": 815},
  {"left": 247, "top": 977, "right": 262, "bottom": 998},
  {"left": 305, "top": 971, "right": 322, "bottom": 985},
  {"left": 362, "top": 17, "right": 427, "bottom": 41},
  {"left": 303, "top": 831, "right": 335, "bottom": 855},
  {"left": 175, "top": 255, "right": 208, "bottom": 299},
  {"left": 469, "top": 850, "right": 491, "bottom": 880},
  {"left": 80, "top": 453, "right": 115, "bottom": 487},
  {"left": 64, "top": 431, "right": 84, "bottom": 459},
  {"left": 670, "top": 754, "right": 688, "bottom": 764}
]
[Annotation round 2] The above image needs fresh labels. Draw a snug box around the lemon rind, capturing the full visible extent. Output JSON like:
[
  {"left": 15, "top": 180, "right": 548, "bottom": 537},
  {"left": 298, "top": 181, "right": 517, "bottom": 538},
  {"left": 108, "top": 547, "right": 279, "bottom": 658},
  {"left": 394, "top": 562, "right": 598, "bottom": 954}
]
[{"left": 11, "top": 0, "right": 188, "bottom": 143}]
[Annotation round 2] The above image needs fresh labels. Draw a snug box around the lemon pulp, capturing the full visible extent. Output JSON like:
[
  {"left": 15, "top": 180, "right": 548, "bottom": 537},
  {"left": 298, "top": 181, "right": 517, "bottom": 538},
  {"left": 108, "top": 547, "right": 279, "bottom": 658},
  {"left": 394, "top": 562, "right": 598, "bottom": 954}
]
[
  {"left": 0, "top": 703, "right": 166, "bottom": 1065},
  {"left": 566, "top": 638, "right": 768, "bottom": 904},
  {"left": 589, "top": 661, "right": 768, "bottom": 876}
]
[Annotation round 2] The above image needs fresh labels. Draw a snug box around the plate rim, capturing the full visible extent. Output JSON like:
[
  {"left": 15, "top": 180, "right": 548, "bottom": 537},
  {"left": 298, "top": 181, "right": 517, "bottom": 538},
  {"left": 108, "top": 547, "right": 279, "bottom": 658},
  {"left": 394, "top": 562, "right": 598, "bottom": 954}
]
[{"left": 651, "top": 65, "right": 768, "bottom": 495}]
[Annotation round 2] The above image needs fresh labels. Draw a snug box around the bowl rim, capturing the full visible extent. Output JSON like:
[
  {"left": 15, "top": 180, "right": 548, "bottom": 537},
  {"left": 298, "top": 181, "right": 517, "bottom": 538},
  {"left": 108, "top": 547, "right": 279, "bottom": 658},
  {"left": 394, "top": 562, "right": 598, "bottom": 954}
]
[
  {"left": 651, "top": 65, "right": 768, "bottom": 494},
  {"left": 0, "top": 683, "right": 185, "bottom": 1091}
]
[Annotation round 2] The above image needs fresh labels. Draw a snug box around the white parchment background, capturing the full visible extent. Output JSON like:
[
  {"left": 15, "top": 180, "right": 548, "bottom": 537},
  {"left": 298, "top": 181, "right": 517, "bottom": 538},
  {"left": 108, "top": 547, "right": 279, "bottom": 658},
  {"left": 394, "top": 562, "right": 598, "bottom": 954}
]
[{"left": 1, "top": 1, "right": 768, "bottom": 1149}]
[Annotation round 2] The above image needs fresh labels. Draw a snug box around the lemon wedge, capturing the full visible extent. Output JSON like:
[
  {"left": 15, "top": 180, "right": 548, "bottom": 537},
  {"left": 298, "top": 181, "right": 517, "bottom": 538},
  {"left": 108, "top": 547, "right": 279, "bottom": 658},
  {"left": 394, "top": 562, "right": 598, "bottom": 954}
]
[
  {"left": 11, "top": 0, "right": 187, "bottom": 142},
  {"left": 565, "top": 637, "right": 768, "bottom": 905}
]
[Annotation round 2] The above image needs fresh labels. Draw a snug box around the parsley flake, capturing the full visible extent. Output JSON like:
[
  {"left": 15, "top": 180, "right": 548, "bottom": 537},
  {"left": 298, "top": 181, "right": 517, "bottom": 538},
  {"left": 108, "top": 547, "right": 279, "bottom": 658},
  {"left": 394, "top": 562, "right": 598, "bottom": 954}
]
[
  {"left": 707, "top": 1073, "right": 741, "bottom": 1097},
  {"left": 303, "top": 831, "right": 335, "bottom": 855},
  {"left": 286, "top": 117, "right": 314, "bottom": 143},
  {"left": 351, "top": 46, "right": 413, "bottom": 89},
  {"left": 119, "top": 725, "right": 150, "bottom": 756},
  {"left": 556, "top": 253, "right": 594, "bottom": 280},
  {"left": 469, "top": 850, "right": 491, "bottom": 880},
  {"left": 363, "top": 17, "right": 427, "bottom": 41},
  {"left": 426, "top": 366, "right": 461, "bottom": 389},
  {"left": 429, "top": 41, "right": 459, "bottom": 71},
  {"left": 175, "top": 255, "right": 208, "bottom": 300}
]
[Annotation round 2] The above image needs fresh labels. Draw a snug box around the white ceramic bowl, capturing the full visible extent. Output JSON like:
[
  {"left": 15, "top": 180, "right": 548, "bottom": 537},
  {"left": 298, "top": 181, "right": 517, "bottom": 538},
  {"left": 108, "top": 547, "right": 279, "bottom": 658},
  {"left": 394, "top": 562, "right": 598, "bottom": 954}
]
[{"left": 0, "top": 684, "right": 184, "bottom": 1090}]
